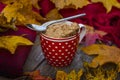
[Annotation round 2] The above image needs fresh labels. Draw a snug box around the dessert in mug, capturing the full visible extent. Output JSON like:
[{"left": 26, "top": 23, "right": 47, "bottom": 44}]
[{"left": 43, "top": 22, "right": 79, "bottom": 38}]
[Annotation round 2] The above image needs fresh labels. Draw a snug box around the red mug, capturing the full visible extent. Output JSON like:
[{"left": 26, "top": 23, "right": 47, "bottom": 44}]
[{"left": 40, "top": 21, "right": 86, "bottom": 67}]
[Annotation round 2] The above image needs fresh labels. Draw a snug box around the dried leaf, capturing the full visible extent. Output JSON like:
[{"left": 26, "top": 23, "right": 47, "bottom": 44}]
[
  {"left": 0, "top": 14, "right": 17, "bottom": 31},
  {"left": 25, "top": 70, "right": 52, "bottom": 80},
  {"left": 56, "top": 70, "right": 83, "bottom": 80},
  {"left": 56, "top": 71, "right": 67, "bottom": 80},
  {"left": 84, "top": 65, "right": 117, "bottom": 80},
  {"left": 50, "top": 0, "right": 90, "bottom": 9},
  {"left": 91, "top": 0, "right": 120, "bottom": 13},
  {"left": 81, "top": 44, "right": 120, "bottom": 69},
  {"left": 45, "top": 8, "right": 63, "bottom": 21},
  {"left": 1, "top": 0, "right": 45, "bottom": 25},
  {"left": 0, "top": 0, "right": 16, "bottom": 4},
  {"left": 0, "top": 36, "right": 33, "bottom": 54},
  {"left": 84, "top": 25, "right": 107, "bottom": 46}
]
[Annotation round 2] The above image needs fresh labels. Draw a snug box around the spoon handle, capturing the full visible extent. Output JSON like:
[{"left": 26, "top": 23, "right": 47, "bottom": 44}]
[{"left": 55, "top": 13, "right": 86, "bottom": 22}]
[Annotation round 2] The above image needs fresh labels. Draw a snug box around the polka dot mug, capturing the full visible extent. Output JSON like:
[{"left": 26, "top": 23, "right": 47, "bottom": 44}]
[{"left": 40, "top": 21, "right": 86, "bottom": 67}]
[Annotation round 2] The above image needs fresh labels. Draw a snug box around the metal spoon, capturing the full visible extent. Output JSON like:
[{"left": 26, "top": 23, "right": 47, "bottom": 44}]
[{"left": 26, "top": 13, "right": 86, "bottom": 31}]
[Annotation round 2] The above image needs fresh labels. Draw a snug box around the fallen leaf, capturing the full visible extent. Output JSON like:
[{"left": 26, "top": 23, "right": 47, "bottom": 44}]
[
  {"left": 56, "top": 70, "right": 83, "bottom": 80},
  {"left": 1, "top": 0, "right": 45, "bottom": 25},
  {"left": 0, "top": 14, "right": 17, "bottom": 31},
  {"left": 0, "top": 36, "right": 33, "bottom": 54},
  {"left": 45, "top": 8, "right": 63, "bottom": 21},
  {"left": 50, "top": 0, "right": 90, "bottom": 9},
  {"left": 81, "top": 44, "right": 120, "bottom": 70},
  {"left": 91, "top": 0, "right": 120, "bottom": 13},
  {"left": 25, "top": 70, "right": 52, "bottom": 80},
  {"left": 84, "top": 63, "right": 118, "bottom": 80},
  {"left": 0, "top": 0, "right": 16, "bottom": 4},
  {"left": 56, "top": 71, "right": 67, "bottom": 80},
  {"left": 84, "top": 25, "right": 107, "bottom": 46}
]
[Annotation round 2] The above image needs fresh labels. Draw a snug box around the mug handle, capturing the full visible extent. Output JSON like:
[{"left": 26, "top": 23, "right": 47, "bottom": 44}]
[{"left": 78, "top": 24, "right": 86, "bottom": 43}]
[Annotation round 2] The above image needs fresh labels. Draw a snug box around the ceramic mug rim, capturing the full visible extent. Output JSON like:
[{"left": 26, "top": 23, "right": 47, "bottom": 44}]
[{"left": 40, "top": 21, "right": 82, "bottom": 41}]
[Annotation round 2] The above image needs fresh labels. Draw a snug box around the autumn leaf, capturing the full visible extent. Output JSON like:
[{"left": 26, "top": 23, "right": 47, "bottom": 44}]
[
  {"left": 45, "top": 8, "right": 63, "bottom": 21},
  {"left": 91, "top": 0, "right": 120, "bottom": 13},
  {"left": 84, "top": 63, "right": 118, "bottom": 80},
  {"left": 1, "top": 0, "right": 45, "bottom": 25},
  {"left": 84, "top": 25, "right": 107, "bottom": 46},
  {"left": 0, "top": 36, "right": 33, "bottom": 54},
  {"left": 81, "top": 44, "right": 120, "bottom": 70},
  {"left": 56, "top": 70, "right": 83, "bottom": 80},
  {"left": 0, "top": 14, "right": 17, "bottom": 32},
  {"left": 0, "top": 0, "right": 16, "bottom": 4},
  {"left": 24, "top": 70, "right": 52, "bottom": 80},
  {"left": 50, "top": 0, "right": 90, "bottom": 9}
]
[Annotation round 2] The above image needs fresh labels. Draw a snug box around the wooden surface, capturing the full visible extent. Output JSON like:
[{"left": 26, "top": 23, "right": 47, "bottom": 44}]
[{"left": 23, "top": 34, "right": 92, "bottom": 78}]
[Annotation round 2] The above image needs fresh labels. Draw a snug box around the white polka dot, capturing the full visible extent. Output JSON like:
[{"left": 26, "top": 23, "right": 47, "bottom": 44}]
[
  {"left": 55, "top": 46, "right": 58, "bottom": 49},
  {"left": 50, "top": 58, "right": 53, "bottom": 61},
  {"left": 72, "top": 41, "right": 74, "bottom": 43},
  {"left": 64, "top": 62, "right": 67, "bottom": 63},
  {"left": 68, "top": 45, "right": 71, "bottom": 47},
  {"left": 49, "top": 52, "right": 52, "bottom": 54},
  {"left": 56, "top": 59, "right": 58, "bottom": 61},
  {"left": 47, "top": 55, "right": 50, "bottom": 57},
  {"left": 62, "top": 46, "right": 65, "bottom": 48},
  {"left": 59, "top": 50, "right": 62, "bottom": 52},
  {"left": 44, "top": 50, "right": 46, "bottom": 52},
  {"left": 59, "top": 43, "right": 61, "bottom": 45},
  {"left": 48, "top": 45, "right": 51, "bottom": 47},
  {"left": 67, "top": 52, "right": 71, "bottom": 54},
  {"left": 53, "top": 62, "right": 56, "bottom": 64},
  {"left": 62, "top": 59, "right": 64, "bottom": 61},
  {"left": 46, "top": 41, "right": 48, "bottom": 43},
  {"left": 71, "top": 54, "right": 73, "bottom": 56},
  {"left": 52, "top": 42, "right": 55, "bottom": 45},
  {"left": 52, "top": 56, "right": 55, "bottom": 58},
  {"left": 65, "top": 49, "right": 68, "bottom": 52},
  {"left": 67, "top": 58, "right": 70, "bottom": 60},
  {"left": 65, "top": 56, "right": 68, "bottom": 58},
  {"left": 56, "top": 65, "right": 59, "bottom": 66},
  {"left": 55, "top": 53, "right": 58, "bottom": 55},
  {"left": 61, "top": 53, "right": 64, "bottom": 55},
  {"left": 52, "top": 49, "right": 55, "bottom": 52},
  {"left": 71, "top": 47, "right": 74, "bottom": 50},
  {"left": 74, "top": 43, "right": 76, "bottom": 45},
  {"left": 46, "top": 48, "right": 49, "bottom": 50},
  {"left": 65, "top": 42, "right": 68, "bottom": 45},
  {"left": 43, "top": 43, "right": 46, "bottom": 45},
  {"left": 59, "top": 62, "right": 61, "bottom": 64},
  {"left": 59, "top": 56, "right": 62, "bottom": 59}
]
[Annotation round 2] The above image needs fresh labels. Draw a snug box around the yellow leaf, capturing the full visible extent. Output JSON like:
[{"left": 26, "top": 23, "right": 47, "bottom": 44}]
[
  {"left": 45, "top": 8, "right": 63, "bottom": 21},
  {"left": 56, "top": 71, "right": 67, "bottom": 80},
  {"left": 56, "top": 70, "right": 83, "bottom": 80},
  {"left": 77, "top": 70, "right": 83, "bottom": 80},
  {"left": 81, "top": 44, "right": 120, "bottom": 69},
  {"left": 50, "top": 0, "right": 90, "bottom": 9},
  {"left": 0, "top": 0, "right": 16, "bottom": 4},
  {"left": 0, "top": 36, "right": 33, "bottom": 54},
  {"left": 1, "top": 0, "right": 45, "bottom": 25},
  {"left": 66, "top": 70, "right": 76, "bottom": 80},
  {"left": 91, "top": 0, "right": 120, "bottom": 13},
  {"left": 0, "top": 14, "right": 17, "bottom": 31}
]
